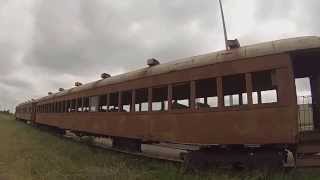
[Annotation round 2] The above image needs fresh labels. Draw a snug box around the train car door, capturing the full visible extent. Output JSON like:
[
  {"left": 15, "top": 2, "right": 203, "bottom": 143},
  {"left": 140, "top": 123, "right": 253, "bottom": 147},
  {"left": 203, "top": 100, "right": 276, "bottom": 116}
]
[
  {"left": 311, "top": 74, "right": 320, "bottom": 130},
  {"left": 292, "top": 49, "right": 320, "bottom": 132}
]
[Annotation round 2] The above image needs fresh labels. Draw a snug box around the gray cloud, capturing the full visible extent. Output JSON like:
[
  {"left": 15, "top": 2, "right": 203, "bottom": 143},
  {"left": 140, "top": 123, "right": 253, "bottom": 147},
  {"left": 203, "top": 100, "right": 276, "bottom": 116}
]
[
  {"left": 26, "top": 0, "right": 221, "bottom": 75},
  {"left": 0, "top": 0, "right": 319, "bottom": 111},
  {"left": 254, "top": 0, "right": 294, "bottom": 21}
]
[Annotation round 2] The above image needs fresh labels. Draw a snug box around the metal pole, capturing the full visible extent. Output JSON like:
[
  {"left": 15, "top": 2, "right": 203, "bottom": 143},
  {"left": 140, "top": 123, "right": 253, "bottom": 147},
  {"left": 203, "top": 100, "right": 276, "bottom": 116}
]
[{"left": 218, "top": 0, "right": 228, "bottom": 50}]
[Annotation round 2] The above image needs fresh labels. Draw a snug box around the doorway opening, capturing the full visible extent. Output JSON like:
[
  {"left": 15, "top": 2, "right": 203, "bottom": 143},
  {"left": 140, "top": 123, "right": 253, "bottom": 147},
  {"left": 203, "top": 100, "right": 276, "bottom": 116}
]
[{"left": 292, "top": 49, "right": 320, "bottom": 132}]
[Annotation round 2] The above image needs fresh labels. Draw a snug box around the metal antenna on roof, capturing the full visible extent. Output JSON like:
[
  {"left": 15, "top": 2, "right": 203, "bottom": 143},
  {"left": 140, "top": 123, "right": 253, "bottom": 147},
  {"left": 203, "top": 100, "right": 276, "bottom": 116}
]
[
  {"left": 218, "top": 0, "right": 241, "bottom": 50},
  {"left": 218, "top": 0, "right": 228, "bottom": 50}
]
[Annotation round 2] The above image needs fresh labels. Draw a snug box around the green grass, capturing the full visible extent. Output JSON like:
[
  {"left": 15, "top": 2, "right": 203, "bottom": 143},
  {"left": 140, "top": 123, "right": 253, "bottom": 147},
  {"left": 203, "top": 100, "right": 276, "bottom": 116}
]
[{"left": 0, "top": 113, "right": 320, "bottom": 180}]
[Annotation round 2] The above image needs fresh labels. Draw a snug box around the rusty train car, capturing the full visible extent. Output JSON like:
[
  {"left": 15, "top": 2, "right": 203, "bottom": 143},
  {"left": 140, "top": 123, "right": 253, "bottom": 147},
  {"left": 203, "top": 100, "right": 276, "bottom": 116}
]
[{"left": 16, "top": 36, "right": 320, "bottom": 168}]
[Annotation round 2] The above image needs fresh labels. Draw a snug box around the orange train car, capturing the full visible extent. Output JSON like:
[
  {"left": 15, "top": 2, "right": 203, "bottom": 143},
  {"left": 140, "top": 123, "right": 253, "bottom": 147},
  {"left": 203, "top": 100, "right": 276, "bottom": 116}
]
[
  {"left": 15, "top": 101, "right": 35, "bottom": 123},
  {"left": 16, "top": 36, "right": 320, "bottom": 167}
]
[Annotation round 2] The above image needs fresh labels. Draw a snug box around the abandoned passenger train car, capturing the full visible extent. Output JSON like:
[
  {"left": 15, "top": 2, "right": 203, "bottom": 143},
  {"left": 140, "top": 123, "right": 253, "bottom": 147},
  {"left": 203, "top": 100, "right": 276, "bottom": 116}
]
[{"left": 16, "top": 36, "right": 320, "bottom": 167}]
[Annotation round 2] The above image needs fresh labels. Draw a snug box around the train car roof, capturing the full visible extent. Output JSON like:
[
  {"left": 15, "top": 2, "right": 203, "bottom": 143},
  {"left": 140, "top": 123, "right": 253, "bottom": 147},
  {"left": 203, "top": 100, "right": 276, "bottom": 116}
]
[
  {"left": 35, "top": 36, "right": 320, "bottom": 103},
  {"left": 16, "top": 101, "right": 34, "bottom": 107}
]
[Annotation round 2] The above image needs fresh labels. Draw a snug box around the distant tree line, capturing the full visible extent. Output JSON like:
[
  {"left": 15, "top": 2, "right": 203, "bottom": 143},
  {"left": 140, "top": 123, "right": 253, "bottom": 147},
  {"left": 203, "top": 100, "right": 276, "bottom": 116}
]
[{"left": 0, "top": 110, "right": 11, "bottom": 114}]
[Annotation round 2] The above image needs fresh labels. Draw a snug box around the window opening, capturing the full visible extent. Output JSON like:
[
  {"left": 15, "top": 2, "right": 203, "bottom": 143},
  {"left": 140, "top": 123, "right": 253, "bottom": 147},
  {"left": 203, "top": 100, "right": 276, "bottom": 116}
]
[
  {"left": 82, "top": 97, "right": 90, "bottom": 112},
  {"left": 89, "top": 96, "right": 99, "bottom": 112},
  {"left": 62, "top": 101, "right": 66, "bottom": 113},
  {"left": 195, "top": 78, "right": 218, "bottom": 109},
  {"left": 109, "top": 92, "right": 119, "bottom": 112},
  {"left": 252, "top": 70, "right": 278, "bottom": 104},
  {"left": 135, "top": 88, "right": 148, "bottom": 112},
  {"left": 70, "top": 99, "right": 76, "bottom": 112},
  {"left": 58, "top": 102, "right": 62, "bottom": 113},
  {"left": 223, "top": 74, "right": 247, "bottom": 107},
  {"left": 99, "top": 95, "right": 108, "bottom": 112},
  {"left": 152, "top": 86, "right": 168, "bottom": 111},
  {"left": 122, "top": 91, "right": 132, "bottom": 112},
  {"left": 76, "top": 98, "right": 82, "bottom": 112},
  {"left": 172, "top": 82, "right": 190, "bottom": 110},
  {"left": 295, "top": 77, "right": 313, "bottom": 132}
]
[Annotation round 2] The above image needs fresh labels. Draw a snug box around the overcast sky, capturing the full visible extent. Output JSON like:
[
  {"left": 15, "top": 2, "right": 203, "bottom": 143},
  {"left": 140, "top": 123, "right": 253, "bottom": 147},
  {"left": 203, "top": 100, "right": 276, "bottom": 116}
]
[{"left": 0, "top": 0, "right": 319, "bottom": 111}]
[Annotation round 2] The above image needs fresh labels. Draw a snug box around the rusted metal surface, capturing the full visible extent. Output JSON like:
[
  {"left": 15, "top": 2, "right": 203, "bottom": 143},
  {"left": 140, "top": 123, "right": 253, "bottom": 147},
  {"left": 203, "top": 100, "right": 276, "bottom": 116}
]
[
  {"left": 17, "top": 51, "right": 299, "bottom": 146},
  {"left": 15, "top": 36, "right": 320, "bottom": 168},
  {"left": 37, "top": 53, "right": 293, "bottom": 104},
  {"left": 35, "top": 105, "right": 296, "bottom": 145},
  {"left": 34, "top": 36, "right": 320, "bottom": 102}
]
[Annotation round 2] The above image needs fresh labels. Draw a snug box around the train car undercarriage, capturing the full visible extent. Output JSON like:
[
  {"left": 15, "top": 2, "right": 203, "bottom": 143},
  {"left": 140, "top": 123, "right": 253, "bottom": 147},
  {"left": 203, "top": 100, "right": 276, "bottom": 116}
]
[{"left": 25, "top": 120, "right": 292, "bottom": 170}]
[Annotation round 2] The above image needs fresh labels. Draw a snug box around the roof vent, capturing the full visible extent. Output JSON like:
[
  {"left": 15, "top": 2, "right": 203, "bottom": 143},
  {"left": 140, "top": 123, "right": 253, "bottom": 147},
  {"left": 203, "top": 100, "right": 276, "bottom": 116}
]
[
  {"left": 101, "top": 73, "right": 111, "bottom": 79},
  {"left": 227, "top": 39, "right": 240, "bottom": 49},
  {"left": 75, "top": 82, "right": 83, "bottom": 87},
  {"left": 48, "top": 92, "right": 53, "bottom": 95},
  {"left": 59, "top": 88, "right": 64, "bottom": 92},
  {"left": 147, "top": 58, "right": 160, "bottom": 67}
]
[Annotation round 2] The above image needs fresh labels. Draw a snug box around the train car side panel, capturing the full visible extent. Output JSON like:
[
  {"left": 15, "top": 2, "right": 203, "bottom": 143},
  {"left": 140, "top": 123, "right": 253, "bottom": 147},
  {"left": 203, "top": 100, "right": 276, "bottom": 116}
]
[{"left": 35, "top": 105, "right": 296, "bottom": 145}]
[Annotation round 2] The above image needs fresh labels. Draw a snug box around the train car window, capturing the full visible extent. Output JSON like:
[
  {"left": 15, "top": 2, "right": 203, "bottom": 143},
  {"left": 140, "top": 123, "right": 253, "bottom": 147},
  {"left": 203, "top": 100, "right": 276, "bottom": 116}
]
[
  {"left": 53, "top": 103, "right": 56, "bottom": 113},
  {"left": 109, "top": 92, "right": 119, "bottom": 112},
  {"left": 252, "top": 70, "right": 278, "bottom": 104},
  {"left": 83, "top": 97, "right": 90, "bottom": 112},
  {"left": 57, "top": 102, "right": 61, "bottom": 113},
  {"left": 98, "top": 95, "right": 108, "bottom": 112},
  {"left": 65, "top": 100, "right": 70, "bottom": 112},
  {"left": 56, "top": 102, "right": 58, "bottom": 113},
  {"left": 60, "top": 101, "right": 64, "bottom": 113},
  {"left": 67, "top": 100, "right": 71, "bottom": 112},
  {"left": 196, "top": 78, "right": 218, "bottom": 109},
  {"left": 223, "top": 74, "right": 248, "bottom": 107},
  {"left": 56, "top": 102, "right": 60, "bottom": 113},
  {"left": 54, "top": 102, "right": 57, "bottom": 113},
  {"left": 152, "top": 86, "right": 168, "bottom": 111},
  {"left": 121, "top": 91, "right": 132, "bottom": 112},
  {"left": 54, "top": 103, "right": 57, "bottom": 113},
  {"left": 61, "top": 101, "right": 66, "bottom": 113},
  {"left": 135, "top": 88, "right": 148, "bottom": 112},
  {"left": 76, "top": 98, "right": 82, "bottom": 112},
  {"left": 89, "top": 96, "right": 99, "bottom": 112},
  {"left": 71, "top": 99, "right": 76, "bottom": 112},
  {"left": 172, "top": 82, "right": 191, "bottom": 110},
  {"left": 52, "top": 103, "right": 55, "bottom": 113},
  {"left": 56, "top": 102, "right": 59, "bottom": 113}
]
